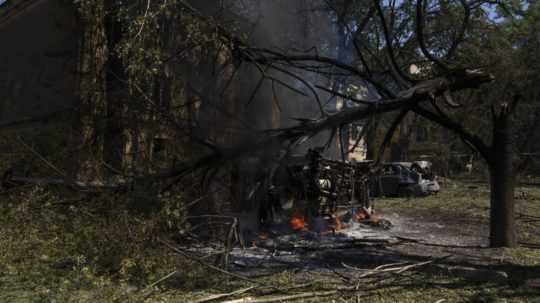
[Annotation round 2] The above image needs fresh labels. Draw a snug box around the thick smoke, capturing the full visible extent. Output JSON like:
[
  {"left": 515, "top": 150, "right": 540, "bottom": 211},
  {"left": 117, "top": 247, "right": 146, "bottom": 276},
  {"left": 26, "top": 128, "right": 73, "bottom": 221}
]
[
  {"left": 188, "top": 0, "right": 356, "bottom": 159},
  {"left": 229, "top": 0, "right": 348, "bottom": 158}
]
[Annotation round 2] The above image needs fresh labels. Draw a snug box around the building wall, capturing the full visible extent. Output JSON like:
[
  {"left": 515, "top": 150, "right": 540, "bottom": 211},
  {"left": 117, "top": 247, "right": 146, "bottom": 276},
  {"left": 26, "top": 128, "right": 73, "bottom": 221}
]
[
  {"left": 0, "top": 0, "right": 79, "bottom": 124},
  {"left": 348, "top": 124, "right": 367, "bottom": 161}
]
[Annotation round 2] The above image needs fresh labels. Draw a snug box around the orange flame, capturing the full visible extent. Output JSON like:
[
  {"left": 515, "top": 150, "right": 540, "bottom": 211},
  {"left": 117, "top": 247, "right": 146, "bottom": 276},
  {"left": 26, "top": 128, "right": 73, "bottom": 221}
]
[
  {"left": 290, "top": 212, "right": 307, "bottom": 230},
  {"left": 334, "top": 216, "right": 342, "bottom": 231},
  {"left": 355, "top": 211, "right": 367, "bottom": 221}
]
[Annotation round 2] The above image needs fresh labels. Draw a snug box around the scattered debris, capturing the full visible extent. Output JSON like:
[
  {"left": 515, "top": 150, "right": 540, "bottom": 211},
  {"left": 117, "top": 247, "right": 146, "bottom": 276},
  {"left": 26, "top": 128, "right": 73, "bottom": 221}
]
[
  {"left": 342, "top": 258, "right": 439, "bottom": 280},
  {"left": 190, "top": 287, "right": 255, "bottom": 303},
  {"left": 221, "top": 290, "right": 339, "bottom": 303},
  {"left": 525, "top": 278, "right": 540, "bottom": 289},
  {"left": 431, "top": 265, "right": 508, "bottom": 283}
]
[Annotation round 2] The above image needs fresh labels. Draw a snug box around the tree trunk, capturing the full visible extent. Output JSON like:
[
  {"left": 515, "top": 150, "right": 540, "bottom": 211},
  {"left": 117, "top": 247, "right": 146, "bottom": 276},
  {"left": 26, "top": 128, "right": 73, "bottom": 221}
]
[
  {"left": 103, "top": 0, "right": 126, "bottom": 175},
  {"left": 489, "top": 108, "right": 517, "bottom": 248},
  {"left": 72, "top": 0, "right": 107, "bottom": 182}
]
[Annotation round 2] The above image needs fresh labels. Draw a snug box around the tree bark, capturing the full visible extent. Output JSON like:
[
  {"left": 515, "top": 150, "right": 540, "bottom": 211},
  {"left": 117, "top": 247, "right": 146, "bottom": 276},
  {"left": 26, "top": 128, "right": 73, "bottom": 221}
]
[
  {"left": 103, "top": 0, "right": 126, "bottom": 175},
  {"left": 414, "top": 101, "right": 518, "bottom": 248},
  {"left": 73, "top": 0, "right": 107, "bottom": 182},
  {"left": 489, "top": 108, "right": 517, "bottom": 247}
]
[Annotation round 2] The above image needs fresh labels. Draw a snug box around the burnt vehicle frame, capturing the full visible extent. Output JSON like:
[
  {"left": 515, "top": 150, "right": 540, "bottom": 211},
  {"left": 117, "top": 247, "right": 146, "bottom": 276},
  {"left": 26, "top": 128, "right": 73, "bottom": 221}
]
[{"left": 252, "top": 150, "right": 373, "bottom": 227}]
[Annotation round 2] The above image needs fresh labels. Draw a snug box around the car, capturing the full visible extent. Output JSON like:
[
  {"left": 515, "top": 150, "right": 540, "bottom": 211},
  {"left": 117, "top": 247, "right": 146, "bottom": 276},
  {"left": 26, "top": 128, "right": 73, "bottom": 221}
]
[{"left": 370, "top": 162, "right": 439, "bottom": 197}]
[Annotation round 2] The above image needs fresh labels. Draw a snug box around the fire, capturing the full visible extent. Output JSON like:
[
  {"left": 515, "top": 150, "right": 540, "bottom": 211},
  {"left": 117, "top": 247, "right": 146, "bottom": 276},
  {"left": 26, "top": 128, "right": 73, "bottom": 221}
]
[
  {"left": 355, "top": 207, "right": 373, "bottom": 221},
  {"left": 355, "top": 211, "right": 367, "bottom": 221},
  {"left": 334, "top": 216, "right": 342, "bottom": 231},
  {"left": 290, "top": 212, "right": 307, "bottom": 230}
]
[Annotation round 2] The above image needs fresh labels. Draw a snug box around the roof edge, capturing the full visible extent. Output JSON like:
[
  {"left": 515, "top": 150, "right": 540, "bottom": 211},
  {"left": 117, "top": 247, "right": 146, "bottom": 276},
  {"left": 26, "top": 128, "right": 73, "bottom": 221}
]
[{"left": 0, "top": 0, "right": 49, "bottom": 30}]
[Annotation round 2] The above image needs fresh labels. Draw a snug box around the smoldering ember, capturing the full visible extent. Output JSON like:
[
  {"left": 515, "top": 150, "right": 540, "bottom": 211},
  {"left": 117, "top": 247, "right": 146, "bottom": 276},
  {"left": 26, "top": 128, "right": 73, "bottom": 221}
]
[{"left": 1, "top": 0, "right": 540, "bottom": 302}]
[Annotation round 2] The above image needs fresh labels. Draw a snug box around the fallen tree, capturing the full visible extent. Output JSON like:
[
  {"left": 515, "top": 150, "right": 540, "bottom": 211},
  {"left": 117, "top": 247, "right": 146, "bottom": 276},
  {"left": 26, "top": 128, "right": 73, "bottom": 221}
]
[{"left": 114, "top": 0, "right": 516, "bottom": 247}]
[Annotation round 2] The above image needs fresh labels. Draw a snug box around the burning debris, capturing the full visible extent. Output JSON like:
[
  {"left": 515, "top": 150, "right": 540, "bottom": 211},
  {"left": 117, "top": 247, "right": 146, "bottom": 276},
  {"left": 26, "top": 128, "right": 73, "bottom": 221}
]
[
  {"left": 268, "top": 149, "right": 373, "bottom": 221},
  {"left": 246, "top": 206, "right": 394, "bottom": 252},
  {"left": 289, "top": 212, "right": 307, "bottom": 231},
  {"left": 233, "top": 149, "right": 397, "bottom": 249}
]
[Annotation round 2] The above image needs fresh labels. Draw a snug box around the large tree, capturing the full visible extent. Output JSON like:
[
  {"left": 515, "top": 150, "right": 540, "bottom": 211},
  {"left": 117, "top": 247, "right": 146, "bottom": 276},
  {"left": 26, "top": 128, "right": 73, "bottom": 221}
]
[
  {"left": 409, "top": 1, "right": 540, "bottom": 247},
  {"left": 198, "top": 0, "right": 536, "bottom": 247},
  {"left": 79, "top": 0, "right": 537, "bottom": 247}
]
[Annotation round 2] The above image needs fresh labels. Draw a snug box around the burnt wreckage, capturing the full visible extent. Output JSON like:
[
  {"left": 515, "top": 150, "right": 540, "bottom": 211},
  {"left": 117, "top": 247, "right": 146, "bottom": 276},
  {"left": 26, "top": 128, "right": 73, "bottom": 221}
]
[
  {"left": 370, "top": 161, "right": 440, "bottom": 198},
  {"left": 251, "top": 149, "right": 373, "bottom": 228},
  {"left": 250, "top": 150, "right": 439, "bottom": 230}
]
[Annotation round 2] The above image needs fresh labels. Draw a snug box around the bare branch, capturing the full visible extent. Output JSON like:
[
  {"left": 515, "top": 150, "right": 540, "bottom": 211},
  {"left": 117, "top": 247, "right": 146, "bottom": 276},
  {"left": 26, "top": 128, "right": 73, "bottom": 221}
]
[
  {"left": 245, "top": 47, "right": 395, "bottom": 98},
  {"left": 373, "top": 0, "right": 415, "bottom": 87},
  {"left": 156, "top": 69, "right": 494, "bottom": 181},
  {"left": 323, "top": 0, "right": 376, "bottom": 77},
  {"left": 412, "top": 104, "right": 492, "bottom": 162},
  {"left": 446, "top": 0, "right": 471, "bottom": 60},
  {"left": 314, "top": 85, "right": 373, "bottom": 105},
  {"left": 415, "top": 0, "right": 449, "bottom": 71},
  {"left": 375, "top": 109, "right": 409, "bottom": 165}
]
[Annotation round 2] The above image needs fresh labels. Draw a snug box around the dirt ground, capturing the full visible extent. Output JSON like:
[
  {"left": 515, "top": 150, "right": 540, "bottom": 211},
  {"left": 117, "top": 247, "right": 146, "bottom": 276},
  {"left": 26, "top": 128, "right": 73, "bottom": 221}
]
[{"left": 225, "top": 182, "right": 540, "bottom": 302}]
